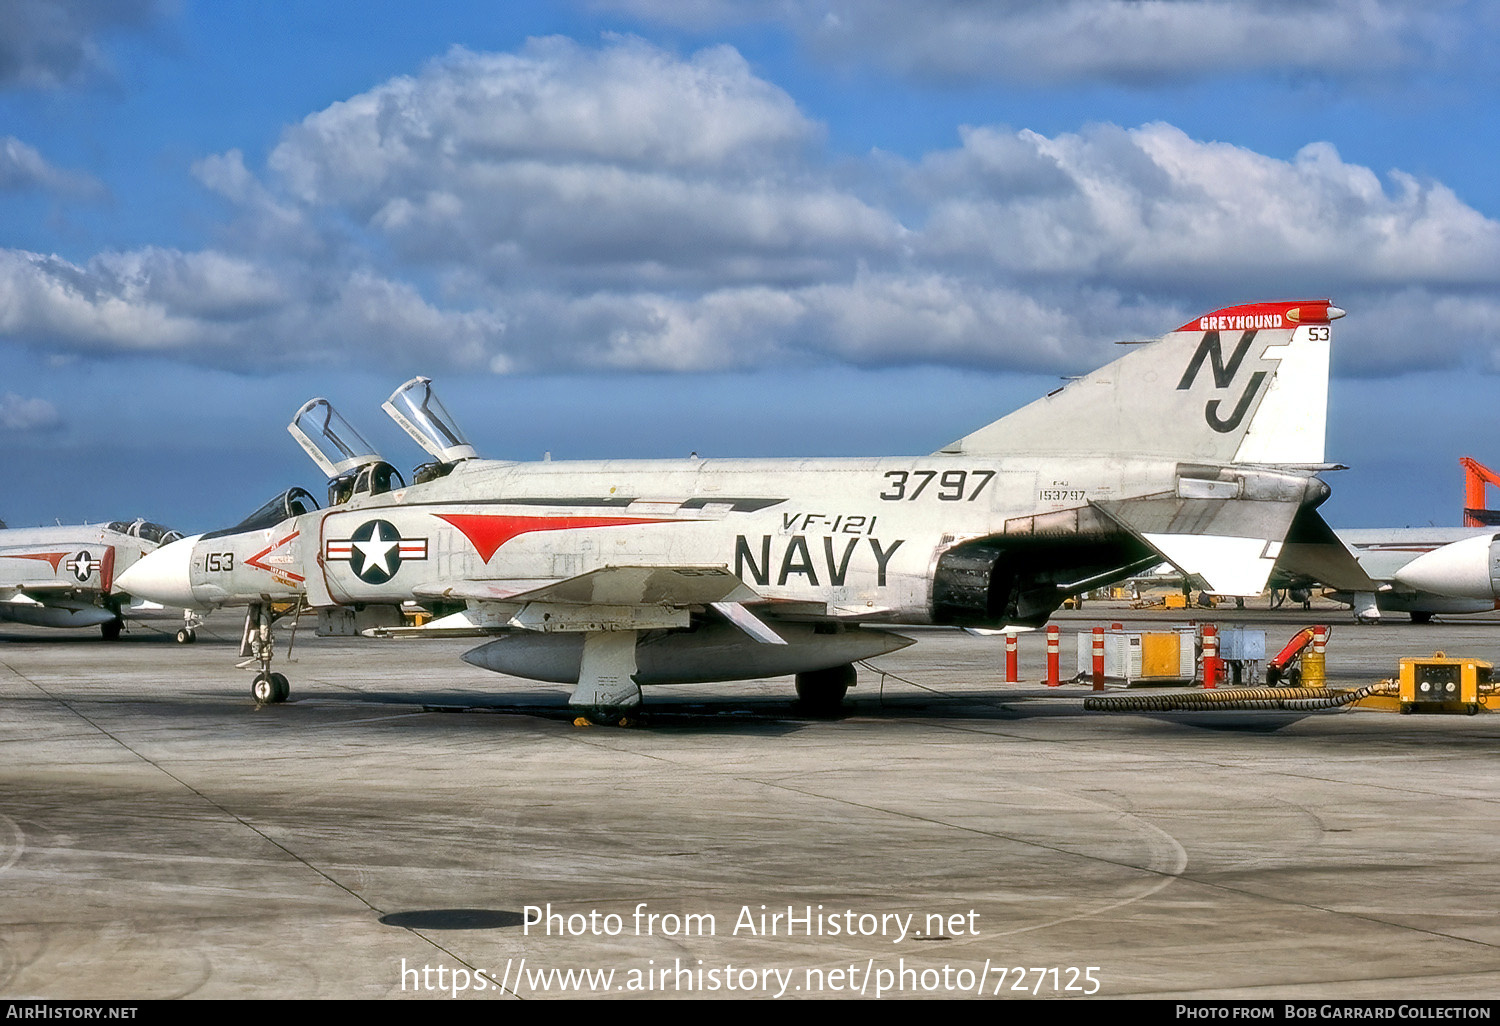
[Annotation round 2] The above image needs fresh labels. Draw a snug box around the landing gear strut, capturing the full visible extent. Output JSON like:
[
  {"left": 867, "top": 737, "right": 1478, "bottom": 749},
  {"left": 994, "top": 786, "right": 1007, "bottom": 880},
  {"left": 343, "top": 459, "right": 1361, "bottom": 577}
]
[
  {"left": 568, "top": 631, "right": 643, "bottom": 726},
  {"left": 241, "top": 600, "right": 299, "bottom": 705},
  {"left": 795, "top": 663, "right": 856, "bottom": 715}
]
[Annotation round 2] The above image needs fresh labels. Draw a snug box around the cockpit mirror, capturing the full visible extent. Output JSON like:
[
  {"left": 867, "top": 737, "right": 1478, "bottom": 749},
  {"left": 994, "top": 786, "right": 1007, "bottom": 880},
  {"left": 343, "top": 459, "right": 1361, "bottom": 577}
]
[
  {"left": 382, "top": 377, "right": 478, "bottom": 465},
  {"left": 288, "top": 398, "right": 385, "bottom": 479}
]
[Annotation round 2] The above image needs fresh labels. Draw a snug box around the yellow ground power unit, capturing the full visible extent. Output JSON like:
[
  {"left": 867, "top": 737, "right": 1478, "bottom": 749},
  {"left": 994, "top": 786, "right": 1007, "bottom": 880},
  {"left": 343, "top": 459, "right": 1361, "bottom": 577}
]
[{"left": 1398, "top": 653, "right": 1490, "bottom": 715}]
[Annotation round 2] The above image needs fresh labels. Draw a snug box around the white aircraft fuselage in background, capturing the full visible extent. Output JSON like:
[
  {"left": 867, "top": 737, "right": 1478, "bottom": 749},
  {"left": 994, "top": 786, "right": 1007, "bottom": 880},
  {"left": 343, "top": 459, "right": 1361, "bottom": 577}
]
[
  {"left": 1329, "top": 528, "right": 1500, "bottom": 620},
  {"left": 0, "top": 519, "right": 196, "bottom": 639}
]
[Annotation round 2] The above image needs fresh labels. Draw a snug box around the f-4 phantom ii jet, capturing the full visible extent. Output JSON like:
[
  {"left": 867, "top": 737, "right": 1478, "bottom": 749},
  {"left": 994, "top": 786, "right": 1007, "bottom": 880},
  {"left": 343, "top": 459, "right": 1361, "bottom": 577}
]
[
  {"left": 119, "top": 300, "right": 1346, "bottom": 716},
  {"left": 0, "top": 518, "right": 199, "bottom": 640},
  {"left": 1268, "top": 458, "right": 1500, "bottom": 623}
]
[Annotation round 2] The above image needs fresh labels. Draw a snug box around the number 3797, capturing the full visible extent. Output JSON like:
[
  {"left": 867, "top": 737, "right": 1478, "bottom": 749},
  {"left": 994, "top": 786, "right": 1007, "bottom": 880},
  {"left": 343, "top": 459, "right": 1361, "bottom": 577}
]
[{"left": 880, "top": 469, "right": 994, "bottom": 501}]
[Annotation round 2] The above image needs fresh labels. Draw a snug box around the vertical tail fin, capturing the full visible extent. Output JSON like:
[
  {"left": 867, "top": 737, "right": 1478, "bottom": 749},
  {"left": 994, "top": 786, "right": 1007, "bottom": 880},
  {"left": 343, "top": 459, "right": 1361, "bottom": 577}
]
[{"left": 938, "top": 300, "right": 1342, "bottom": 465}]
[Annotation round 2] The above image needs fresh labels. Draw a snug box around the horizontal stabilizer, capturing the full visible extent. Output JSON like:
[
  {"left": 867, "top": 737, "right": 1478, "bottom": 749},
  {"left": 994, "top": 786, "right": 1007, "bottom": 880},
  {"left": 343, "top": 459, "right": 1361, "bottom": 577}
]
[
  {"left": 1096, "top": 479, "right": 1313, "bottom": 596},
  {"left": 1273, "top": 509, "right": 1377, "bottom": 592},
  {"left": 1139, "top": 533, "right": 1285, "bottom": 596}
]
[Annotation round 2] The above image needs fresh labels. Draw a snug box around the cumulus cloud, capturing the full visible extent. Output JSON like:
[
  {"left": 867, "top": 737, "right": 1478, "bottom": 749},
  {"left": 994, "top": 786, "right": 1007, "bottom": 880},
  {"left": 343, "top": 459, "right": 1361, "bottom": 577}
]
[
  {"left": 913, "top": 123, "right": 1500, "bottom": 290},
  {"left": 0, "top": 391, "right": 61, "bottom": 432},
  {"left": 0, "top": 0, "right": 167, "bottom": 90},
  {"left": 250, "top": 38, "right": 898, "bottom": 291},
  {"left": 2, "top": 36, "right": 1499, "bottom": 379},
  {"left": 0, "top": 135, "right": 103, "bottom": 198},
  {"left": 592, "top": 0, "right": 1473, "bottom": 84},
  {"left": 0, "top": 247, "right": 503, "bottom": 369}
]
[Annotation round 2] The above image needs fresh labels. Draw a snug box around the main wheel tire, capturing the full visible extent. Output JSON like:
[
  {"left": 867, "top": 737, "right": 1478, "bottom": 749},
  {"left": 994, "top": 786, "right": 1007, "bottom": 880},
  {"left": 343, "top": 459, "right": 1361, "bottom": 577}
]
[
  {"left": 271, "top": 672, "right": 290, "bottom": 703},
  {"left": 575, "top": 707, "right": 631, "bottom": 726},
  {"left": 795, "top": 664, "right": 856, "bottom": 715},
  {"left": 100, "top": 620, "right": 122, "bottom": 641}
]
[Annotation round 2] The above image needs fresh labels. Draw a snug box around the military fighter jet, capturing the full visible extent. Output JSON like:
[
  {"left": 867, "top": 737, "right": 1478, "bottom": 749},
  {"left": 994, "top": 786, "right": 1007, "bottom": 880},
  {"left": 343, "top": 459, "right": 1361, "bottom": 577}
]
[
  {"left": 1326, "top": 528, "right": 1500, "bottom": 622},
  {"left": 0, "top": 518, "right": 200, "bottom": 640},
  {"left": 118, "top": 300, "right": 1346, "bottom": 715},
  {"left": 1269, "top": 457, "right": 1500, "bottom": 623}
]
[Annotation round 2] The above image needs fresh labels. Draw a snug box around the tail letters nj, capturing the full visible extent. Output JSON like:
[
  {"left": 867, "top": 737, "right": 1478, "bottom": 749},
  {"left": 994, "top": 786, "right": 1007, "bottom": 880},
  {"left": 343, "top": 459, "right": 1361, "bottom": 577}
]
[{"left": 1176, "top": 330, "right": 1267, "bottom": 433}]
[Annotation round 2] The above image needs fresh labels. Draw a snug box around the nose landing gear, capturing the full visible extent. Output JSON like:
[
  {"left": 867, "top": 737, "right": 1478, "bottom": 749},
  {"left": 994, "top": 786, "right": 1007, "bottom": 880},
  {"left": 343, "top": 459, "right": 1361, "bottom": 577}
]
[{"left": 241, "top": 600, "right": 301, "bottom": 705}]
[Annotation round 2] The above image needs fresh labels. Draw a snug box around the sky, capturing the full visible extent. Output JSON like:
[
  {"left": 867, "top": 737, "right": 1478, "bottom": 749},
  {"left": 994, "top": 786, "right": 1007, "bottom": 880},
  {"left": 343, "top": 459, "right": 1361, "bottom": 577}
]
[{"left": 2, "top": 0, "right": 1499, "bottom": 532}]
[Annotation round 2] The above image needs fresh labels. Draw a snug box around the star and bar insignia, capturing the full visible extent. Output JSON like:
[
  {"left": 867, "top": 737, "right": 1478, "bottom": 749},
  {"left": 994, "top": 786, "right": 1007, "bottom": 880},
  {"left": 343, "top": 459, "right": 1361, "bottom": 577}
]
[
  {"left": 65, "top": 550, "right": 99, "bottom": 582},
  {"left": 325, "top": 520, "right": 427, "bottom": 584}
]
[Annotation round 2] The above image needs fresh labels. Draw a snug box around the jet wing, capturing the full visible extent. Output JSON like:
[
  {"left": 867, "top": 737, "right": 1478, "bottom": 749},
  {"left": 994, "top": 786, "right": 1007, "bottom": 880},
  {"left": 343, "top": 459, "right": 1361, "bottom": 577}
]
[
  {"left": 503, "top": 564, "right": 759, "bottom": 606},
  {"left": 415, "top": 564, "right": 759, "bottom": 606},
  {"left": 379, "top": 564, "right": 777, "bottom": 641}
]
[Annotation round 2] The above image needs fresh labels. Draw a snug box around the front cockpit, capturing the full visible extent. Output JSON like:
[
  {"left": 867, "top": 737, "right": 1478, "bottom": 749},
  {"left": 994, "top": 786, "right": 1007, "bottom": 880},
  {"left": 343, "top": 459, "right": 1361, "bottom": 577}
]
[{"left": 201, "top": 487, "right": 320, "bottom": 540}]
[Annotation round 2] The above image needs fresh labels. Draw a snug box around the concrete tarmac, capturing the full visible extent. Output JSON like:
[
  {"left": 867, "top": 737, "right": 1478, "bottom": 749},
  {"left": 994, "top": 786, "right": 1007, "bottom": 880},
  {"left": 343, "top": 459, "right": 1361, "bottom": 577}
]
[{"left": 0, "top": 602, "right": 1497, "bottom": 1000}]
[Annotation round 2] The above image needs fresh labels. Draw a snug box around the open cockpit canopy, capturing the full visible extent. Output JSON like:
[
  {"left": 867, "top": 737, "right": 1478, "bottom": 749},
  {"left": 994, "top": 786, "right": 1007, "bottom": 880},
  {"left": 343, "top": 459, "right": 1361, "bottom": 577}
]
[{"left": 382, "top": 376, "right": 477, "bottom": 467}]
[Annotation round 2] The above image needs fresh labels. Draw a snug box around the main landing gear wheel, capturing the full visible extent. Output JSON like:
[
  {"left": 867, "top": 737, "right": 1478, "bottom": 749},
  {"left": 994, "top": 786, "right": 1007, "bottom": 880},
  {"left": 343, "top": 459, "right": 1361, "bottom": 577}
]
[
  {"left": 252, "top": 672, "right": 290, "bottom": 705},
  {"left": 795, "top": 663, "right": 856, "bottom": 716},
  {"left": 100, "top": 620, "right": 122, "bottom": 641},
  {"left": 175, "top": 628, "right": 197, "bottom": 644},
  {"left": 573, "top": 708, "right": 636, "bottom": 728}
]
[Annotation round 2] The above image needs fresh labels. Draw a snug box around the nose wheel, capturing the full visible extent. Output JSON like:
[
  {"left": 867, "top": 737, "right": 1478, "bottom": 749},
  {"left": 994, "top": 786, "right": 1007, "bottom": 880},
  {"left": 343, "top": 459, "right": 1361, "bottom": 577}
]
[{"left": 252, "top": 671, "right": 291, "bottom": 705}]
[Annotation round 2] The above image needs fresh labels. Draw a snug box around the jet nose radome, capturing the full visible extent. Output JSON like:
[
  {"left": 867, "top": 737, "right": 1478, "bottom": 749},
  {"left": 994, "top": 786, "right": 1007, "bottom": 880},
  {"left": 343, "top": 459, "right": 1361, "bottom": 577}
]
[
  {"left": 1393, "top": 534, "right": 1500, "bottom": 600},
  {"left": 116, "top": 534, "right": 204, "bottom": 609}
]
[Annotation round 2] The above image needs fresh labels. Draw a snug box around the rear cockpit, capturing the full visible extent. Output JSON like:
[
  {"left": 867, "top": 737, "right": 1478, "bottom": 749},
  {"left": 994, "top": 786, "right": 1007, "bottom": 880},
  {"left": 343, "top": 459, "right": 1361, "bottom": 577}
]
[
  {"left": 106, "top": 519, "right": 185, "bottom": 545},
  {"left": 328, "top": 461, "right": 406, "bottom": 504}
]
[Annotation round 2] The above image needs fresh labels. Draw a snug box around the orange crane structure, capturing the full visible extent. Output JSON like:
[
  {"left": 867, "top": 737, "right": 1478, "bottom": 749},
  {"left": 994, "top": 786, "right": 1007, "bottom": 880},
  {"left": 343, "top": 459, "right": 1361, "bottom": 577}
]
[{"left": 1460, "top": 457, "right": 1500, "bottom": 527}]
